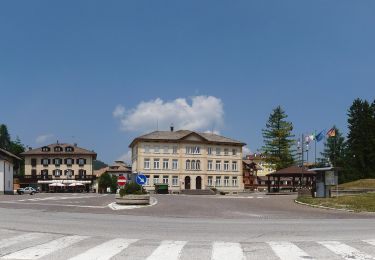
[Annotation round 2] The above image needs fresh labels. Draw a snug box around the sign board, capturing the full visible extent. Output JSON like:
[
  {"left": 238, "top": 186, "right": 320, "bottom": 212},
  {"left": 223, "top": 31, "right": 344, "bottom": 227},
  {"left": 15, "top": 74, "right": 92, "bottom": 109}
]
[
  {"left": 136, "top": 174, "right": 147, "bottom": 186},
  {"left": 325, "top": 171, "right": 337, "bottom": 186},
  {"left": 117, "top": 175, "right": 127, "bottom": 186}
]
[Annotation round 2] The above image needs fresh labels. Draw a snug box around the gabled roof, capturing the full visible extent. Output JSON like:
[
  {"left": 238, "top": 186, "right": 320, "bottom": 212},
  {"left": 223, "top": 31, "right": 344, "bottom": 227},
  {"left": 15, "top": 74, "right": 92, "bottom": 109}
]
[
  {"left": 267, "top": 166, "right": 316, "bottom": 176},
  {"left": 20, "top": 143, "right": 97, "bottom": 158},
  {"left": 129, "top": 130, "right": 245, "bottom": 147},
  {"left": 94, "top": 161, "right": 132, "bottom": 177},
  {"left": 0, "top": 148, "right": 21, "bottom": 161}
]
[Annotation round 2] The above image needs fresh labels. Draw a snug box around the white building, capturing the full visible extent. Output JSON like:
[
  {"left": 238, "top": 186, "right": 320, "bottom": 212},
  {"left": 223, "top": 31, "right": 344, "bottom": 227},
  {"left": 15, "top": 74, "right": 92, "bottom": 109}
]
[{"left": 0, "top": 148, "right": 21, "bottom": 194}]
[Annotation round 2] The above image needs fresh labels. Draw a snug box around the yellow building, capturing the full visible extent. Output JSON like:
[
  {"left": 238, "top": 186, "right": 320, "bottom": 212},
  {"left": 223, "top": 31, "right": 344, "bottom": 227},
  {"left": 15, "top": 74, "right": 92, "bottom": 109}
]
[
  {"left": 129, "top": 129, "right": 246, "bottom": 194},
  {"left": 21, "top": 142, "right": 97, "bottom": 191},
  {"left": 246, "top": 153, "right": 275, "bottom": 176}
]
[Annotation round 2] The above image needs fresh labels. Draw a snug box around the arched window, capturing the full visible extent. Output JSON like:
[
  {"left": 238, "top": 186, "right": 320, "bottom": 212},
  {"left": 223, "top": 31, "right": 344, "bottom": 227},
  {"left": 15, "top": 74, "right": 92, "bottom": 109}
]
[
  {"left": 196, "top": 160, "right": 201, "bottom": 170},
  {"left": 191, "top": 160, "right": 196, "bottom": 170},
  {"left": 186, "top": 160, "right": 190, "bottom": 170}
]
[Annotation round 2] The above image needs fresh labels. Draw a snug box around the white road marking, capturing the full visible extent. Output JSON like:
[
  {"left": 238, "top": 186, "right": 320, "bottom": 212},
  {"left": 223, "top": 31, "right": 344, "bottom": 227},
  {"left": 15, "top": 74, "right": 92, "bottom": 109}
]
[
  {"left": 146, "top": 240, "right": 187, "bottom": 260},
  {"left": 68, "top": 238, "right": 138, "bottom": 260},
  {"left": 364, "top": 239, "right": 375, "bottom": 246},
  {"left": 319, "top": 241, "right": 375, "bottom": 260},
  {"left": 1, "top": 235, "right": 87, "bottom": 260},
  {"left": 268, "top": 241, "right": 314, "bottom": 260},
  {"left": 0, "top": 233, "right": 44, "bottom": 249},
  {"left": 211, "top": 242, "right": 245, "bottom": 260},
  {"left": 0, "top": 201, "right": 107, "bottom": 208}
]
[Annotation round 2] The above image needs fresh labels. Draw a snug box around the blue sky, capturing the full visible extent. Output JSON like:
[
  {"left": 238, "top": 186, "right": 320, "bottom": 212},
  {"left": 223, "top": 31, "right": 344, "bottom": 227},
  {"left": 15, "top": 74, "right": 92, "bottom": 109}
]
[{"left": 0, "top": 1, "right": 374, "bottom": 163}]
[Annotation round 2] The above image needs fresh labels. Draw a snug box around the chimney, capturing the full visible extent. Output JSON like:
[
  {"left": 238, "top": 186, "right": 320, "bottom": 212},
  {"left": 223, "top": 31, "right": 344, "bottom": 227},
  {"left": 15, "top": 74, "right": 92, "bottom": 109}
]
[
  {"left": 170, "top": 124, "right": 174, "bottom": 132},
  {"left": 74, "top": 143, "right": 77, "bottom": 147}
]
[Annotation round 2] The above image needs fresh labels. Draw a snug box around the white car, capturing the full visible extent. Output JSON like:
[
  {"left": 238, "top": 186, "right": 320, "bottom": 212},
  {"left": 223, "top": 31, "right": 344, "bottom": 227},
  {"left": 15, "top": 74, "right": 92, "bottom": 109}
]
[{"left": 17, "top": 187, "right": 37, "bottom": 195}]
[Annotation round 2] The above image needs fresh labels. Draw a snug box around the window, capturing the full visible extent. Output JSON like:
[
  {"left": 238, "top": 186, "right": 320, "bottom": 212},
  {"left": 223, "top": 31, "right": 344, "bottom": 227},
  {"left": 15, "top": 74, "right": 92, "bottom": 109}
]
[
  {"left": 163, "top": 159, "right": 169, "bottom": 169},
  {"left": 224, "top": 148, "right": 229, "bottom": 156},
  {"left": 54, "top": 169, "right": 62, "bottom": 177},
  {"left": 31, "top": 169, "right": 37, "bottom": 177},
  {"left": 232, "top": 149, "right": 237, "bottom": 156},
  {"left": 79, "top": 169, "right": 87, "bottom": 178},
  {"left": 66, "top": 158, "right": 73, "bottom": 166},
  {"left": 144, "top": 159, "right": 150, "bottom": 169},
  {"left": 208, "top": 176, "right": 213, "bottom": 186},
  {"left": 31, "top": 159, "right": 37, "bottom": 167},
  {"left": 65, "top": 169, "right": 74, "bottom": 177},
  {"left": 163, "top": 175, "right": 169, "bottom": 184},
  {"left": 216, "top": 148, "right": 221, "bottom": 155},
  {"left": 78, "top": 158, "right": 86, "bottom": 166},
  {"left": 153, "top": 175, "right": 160, "bottom": 184},
  {"left": 163, "top": 146, "right": 169, "bottom": 154},
  {"left": 172, "top": 176, "right": 178, "bottom": 186},
  {"left": 208, "top": 160, "right": 213, "bottom": 170},
  {"left": 41, "top": 170, "right": 48, "bottom": 179},
  {"left": 196, "top": 160, "right": 201, "bottom": 170},
  {"left": 153, "top": 159, "right": 160, "bottom": 169},
  {"left": 207, "top": 147, "right": 212, "bottom": 155},
  {"left": 215, "top": 177, "right": 221, "bottom": 186},
  {"left": 41, "top": 158, "right": 49, "bottom": 167},
  {"left": 144, "top": 145, "right": 150, "bottom": 154},
  {"left": 232, "top": 177, "right": 238, "bottom": 187},
  {"left": 186, "top": 160, "right": 190, "bottom": 170},
  {"left": 185, "top": 146, "right": 201, "bottom": 154},
  {"left": 215, "top": 161, "right": 221, "bottom": 171},
  {"left": 65, "top": 146, "right": 74, "bottom": 152},
  {"left": 54, "top": 146, "right": 63, "bottom": 152},
  {"left": 224, "top": 176, "right": 230, "bottom": 186},
  {"left": 54, "top": 158, "right": 61, "bottom": 166},
  {"left": 191, "top": 160, "right": 196, "bottom": 170},
  {"left": 145, "top": 175, "right": 150, "bottom": 186},
  {"left": 232, "top": 161, "right": 238, "bottom": 171},
  {"left": 172, "top": 159, "right": 178, "bottom": 170},
  {"left": 224, "top": 161, "right": 229, "bottom": 171},
  {"left": 194, "top": 146, "right": 200, "bottom": 154},
  {"left": 172, "top": 146, "right": 178, "bottom": 154},
  {"left": 154, "top": 146, "right": 160, "bottom": 153},
  {"left": 41, "top": 146, "right": 50, "bottom": 152}
]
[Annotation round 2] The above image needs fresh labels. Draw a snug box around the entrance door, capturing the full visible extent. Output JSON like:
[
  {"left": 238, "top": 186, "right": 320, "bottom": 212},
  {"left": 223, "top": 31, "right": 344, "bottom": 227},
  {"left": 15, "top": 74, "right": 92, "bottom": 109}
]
[
  {"left": 185, "top": 176, "right": 191, "bottom": 190},
  {"left": 196, "top": 176, "right": 202, "bottom": 190}
]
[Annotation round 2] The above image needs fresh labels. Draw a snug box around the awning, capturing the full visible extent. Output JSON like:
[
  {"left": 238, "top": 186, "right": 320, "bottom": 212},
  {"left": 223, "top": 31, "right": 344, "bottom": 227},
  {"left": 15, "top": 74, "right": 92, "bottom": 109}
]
[{"left": 39, "top": 180, "right": 91, "bottom": 184}]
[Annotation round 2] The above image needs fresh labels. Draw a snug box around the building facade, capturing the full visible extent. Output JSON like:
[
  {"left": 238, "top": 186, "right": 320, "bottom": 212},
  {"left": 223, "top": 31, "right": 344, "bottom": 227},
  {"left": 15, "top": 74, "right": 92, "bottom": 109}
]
[
  {"left": 0, "top": 148, "right": 21, "bottom": 194},
  {"left": 246, "top": 153, "right": 275, "bottom": 177},
  {"left": 129, "top": 129, "right": 245, "bottom": 194},
  {"left": 93, "top": 161, "right": 132, "bottom": 192},
  {"left": 20, "top": 142, "right": 97, "bottom": 191}
]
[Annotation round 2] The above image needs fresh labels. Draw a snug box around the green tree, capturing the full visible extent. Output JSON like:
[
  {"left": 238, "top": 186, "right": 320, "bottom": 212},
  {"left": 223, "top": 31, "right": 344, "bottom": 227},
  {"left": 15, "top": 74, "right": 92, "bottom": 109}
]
[
  {"left": 321, "top": 126, "right": 346, "bottom": 168},
  {"left": 0, "top": 124, "right": 11, "bottom": 149},
  {"left": 9, "top": 137, "right": 26, "bottom": 175},
  {"left": 110, "top": 175, "right": 118, "bottom": 193},
  {"left": 262, "top": 106, "right": 295, "bottom": 170},
  {"left": 345, "top": 99, "right": 375, "bottom": 181},
  {"left": 98, "top": 173, "right": 112, "bottom": 193}
]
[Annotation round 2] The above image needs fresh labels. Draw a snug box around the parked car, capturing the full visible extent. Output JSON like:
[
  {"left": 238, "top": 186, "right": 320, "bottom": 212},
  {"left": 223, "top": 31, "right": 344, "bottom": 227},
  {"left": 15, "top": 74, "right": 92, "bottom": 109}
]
[{"left": 17, "top": 187, "right": 38, "bottom": 195}]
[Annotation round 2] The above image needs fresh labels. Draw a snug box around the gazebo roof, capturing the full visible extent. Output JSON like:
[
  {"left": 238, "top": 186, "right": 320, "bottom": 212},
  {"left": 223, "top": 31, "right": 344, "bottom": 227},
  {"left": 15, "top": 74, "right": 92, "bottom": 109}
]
[{"left": 267, "top": 166, "right": 316, "bottom": 177}]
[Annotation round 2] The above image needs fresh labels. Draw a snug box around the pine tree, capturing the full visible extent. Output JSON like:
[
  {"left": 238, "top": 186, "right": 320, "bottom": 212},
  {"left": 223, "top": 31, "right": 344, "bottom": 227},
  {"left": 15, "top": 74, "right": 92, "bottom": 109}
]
[
  {"left": 262, "top": 106, "right": 295, "bottom": 170},
  {"left": 346, "top": 99, "right": 375, "bottom": 180},
  {"left": 0, "top": 124, "right": 11, "bottom": 149},
  {"left": 321, "top": 126, "right": 346, "bottom": 168}
]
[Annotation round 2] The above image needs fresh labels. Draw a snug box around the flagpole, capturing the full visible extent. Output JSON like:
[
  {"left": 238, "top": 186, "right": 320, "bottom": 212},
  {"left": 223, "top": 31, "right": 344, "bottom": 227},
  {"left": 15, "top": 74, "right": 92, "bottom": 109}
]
[{"left": 314, "top": 130, "right": 317, "bottom": 165}]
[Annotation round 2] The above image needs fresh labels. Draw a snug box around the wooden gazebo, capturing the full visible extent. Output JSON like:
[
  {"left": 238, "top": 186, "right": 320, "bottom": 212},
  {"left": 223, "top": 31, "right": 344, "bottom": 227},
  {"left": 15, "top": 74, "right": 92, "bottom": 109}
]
[{"left": 266, "top": 166, "right": 316, "bottom": 192}]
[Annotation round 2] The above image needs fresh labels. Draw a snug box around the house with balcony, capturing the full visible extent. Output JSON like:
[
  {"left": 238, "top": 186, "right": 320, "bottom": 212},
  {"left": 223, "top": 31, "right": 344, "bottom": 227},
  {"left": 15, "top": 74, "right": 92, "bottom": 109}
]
[{"left": 20, "top": 142, "right": 97, "bottom": 192}]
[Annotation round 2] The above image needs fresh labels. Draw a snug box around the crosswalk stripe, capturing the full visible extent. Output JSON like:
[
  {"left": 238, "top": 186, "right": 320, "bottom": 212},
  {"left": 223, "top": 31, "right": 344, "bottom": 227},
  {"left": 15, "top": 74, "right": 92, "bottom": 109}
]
[
  {"left": 0, "top": 233, "right": 44, "bottom": 249},
  {"left": 1, "top": 235, "right": 87, "bottom": 260},
  {"left": 268, "top": 241, "right": 314, "bottom": 260},
  {"left": 212, "top": 242, "right": 245, "bottom": 260},
  {"left": 68, "top": 238, "right": 138, "bottom": 260},
  {"left": 319, "top": 241, "right": 375, "bottom": 260},
  {"left": 364, "top": 240, "right": 375, "bottom": 247},
  {"left": 146, "top": 240, "right": 187, "bottom": 260}
]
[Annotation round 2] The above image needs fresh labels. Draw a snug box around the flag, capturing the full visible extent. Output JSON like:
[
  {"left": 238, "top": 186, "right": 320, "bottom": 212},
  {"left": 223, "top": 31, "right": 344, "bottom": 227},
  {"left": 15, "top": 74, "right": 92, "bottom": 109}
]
[
  {"left": 315, "top": 130, "right": 325, "bottom": 142},
  {"left": 309, "top": 133, "right": 315, "bottom": 142},
  {"left": 327, "top": 128, "right": 336, "bottom": 137}
]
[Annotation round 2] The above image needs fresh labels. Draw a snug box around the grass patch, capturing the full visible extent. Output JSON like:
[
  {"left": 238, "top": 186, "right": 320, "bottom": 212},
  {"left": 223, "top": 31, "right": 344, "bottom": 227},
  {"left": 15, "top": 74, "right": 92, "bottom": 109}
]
[
  {"left": 339, "top": 179, "right": 375, "bottom": 189},
  {"left": 297, "top": 193, "right": 375, "bottom": 212}
]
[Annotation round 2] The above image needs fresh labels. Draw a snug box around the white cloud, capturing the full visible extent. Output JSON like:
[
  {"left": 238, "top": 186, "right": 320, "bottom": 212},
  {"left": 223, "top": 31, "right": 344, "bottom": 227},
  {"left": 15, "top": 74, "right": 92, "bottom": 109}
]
[
  {"left": 35, "top": 134, "right": 54, "bottom": 144},
  {"left": 114, "top": 96, "right": 224, "bottom": 133},
  {"left": 113, "top": 105, "right": 125, "bottom": 118},
  {"left": 242, "top": 146, "right": 251, "bottom": 156},
  {"left": 117, "top": 151, "right": 132, "bottom": 164}
]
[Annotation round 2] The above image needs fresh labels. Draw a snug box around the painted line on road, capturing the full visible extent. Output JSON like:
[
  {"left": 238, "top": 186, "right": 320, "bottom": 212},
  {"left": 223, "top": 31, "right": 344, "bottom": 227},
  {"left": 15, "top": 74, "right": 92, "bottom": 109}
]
[
  {"left": 146, "top": 240, "right": 187, "bottom": 260},
  {"left": 1, "top": 235, "right": 87, "bottom": 260},
  {"left": 0, "top": 233, "right": 45, "bottom": 249},
  {"left": 0, "top": 201, "right": 107, "bottom": 208},
  {"left": 68, "top": 238, "right": 138, "bottom": 260},
  {"left": 268, "top": 241, "right": 314, "bottom": 260},
  {"left": 319, "top": 241, "right": 375, "bottom": 260},
  {"left": 212, "top": 242, "right": 245, "bottom": 260}
]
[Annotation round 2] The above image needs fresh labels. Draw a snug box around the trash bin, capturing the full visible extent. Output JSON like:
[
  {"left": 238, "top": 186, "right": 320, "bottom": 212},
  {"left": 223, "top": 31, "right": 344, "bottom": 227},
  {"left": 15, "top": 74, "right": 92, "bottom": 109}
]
[{"left": 154, "top": 184, "right": 169, "bottom": 194}]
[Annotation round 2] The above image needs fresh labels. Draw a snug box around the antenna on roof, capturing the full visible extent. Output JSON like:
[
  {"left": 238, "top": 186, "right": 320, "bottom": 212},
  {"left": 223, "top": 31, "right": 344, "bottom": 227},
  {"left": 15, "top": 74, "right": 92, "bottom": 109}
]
[{"left": 156, "top": 119, "right": 159, "bottom": 131}]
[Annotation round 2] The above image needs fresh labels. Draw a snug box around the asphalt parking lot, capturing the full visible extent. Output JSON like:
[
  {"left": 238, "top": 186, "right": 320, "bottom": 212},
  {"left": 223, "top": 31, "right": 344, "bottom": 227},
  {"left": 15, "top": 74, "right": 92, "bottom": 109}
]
[{"left": 0, "top": 192, "right": 374, "bottom": 219}]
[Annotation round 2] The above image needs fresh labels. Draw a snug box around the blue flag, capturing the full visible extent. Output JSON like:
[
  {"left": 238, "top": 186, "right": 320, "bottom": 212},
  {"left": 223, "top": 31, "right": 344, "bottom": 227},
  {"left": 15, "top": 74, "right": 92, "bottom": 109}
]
[{"left": 315, "top": 130, "right": 325, "bottom": 142}]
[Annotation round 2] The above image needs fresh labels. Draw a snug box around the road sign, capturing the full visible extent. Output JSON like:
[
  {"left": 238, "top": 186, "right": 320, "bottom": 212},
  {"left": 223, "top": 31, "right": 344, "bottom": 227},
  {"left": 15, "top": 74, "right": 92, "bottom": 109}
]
[
  {"left": 136, "top": 174, "right": 147, "bottom": 185},
  {"left": 117, "top": 175, "right": 127, "bottom": 186}
]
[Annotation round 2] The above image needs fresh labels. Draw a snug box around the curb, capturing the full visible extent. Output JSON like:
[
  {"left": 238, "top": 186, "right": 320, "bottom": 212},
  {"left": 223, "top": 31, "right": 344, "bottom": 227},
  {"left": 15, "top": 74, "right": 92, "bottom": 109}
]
[{"left": 294, "top": 199, "right": 355, "bottom": 212}]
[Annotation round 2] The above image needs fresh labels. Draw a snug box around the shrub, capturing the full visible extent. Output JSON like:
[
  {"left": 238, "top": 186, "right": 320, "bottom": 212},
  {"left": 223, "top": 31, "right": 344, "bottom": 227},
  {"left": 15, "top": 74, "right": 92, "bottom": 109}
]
[{"left": 119, "top": 182, "right": 147, "bottom": 197}]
